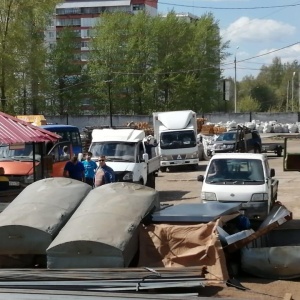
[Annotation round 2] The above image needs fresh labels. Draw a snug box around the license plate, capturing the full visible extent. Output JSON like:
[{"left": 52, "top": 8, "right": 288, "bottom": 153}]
[{"left": 9, "top": 181, "right": 20, "bottom": 186}]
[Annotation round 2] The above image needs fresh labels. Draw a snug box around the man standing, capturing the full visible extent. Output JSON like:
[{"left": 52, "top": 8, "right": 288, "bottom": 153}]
[
  {"left": 144, "top": 135, "right": 158, "bottom": 159},
  {"left": 63, "top": 156, "right": 85, "bottom": 182},
  {"left": 94, "top": 155, "right": 115, "bottom": 187},
  {"left": 82, "top": 151, "right": 98, "bottom": 186}
]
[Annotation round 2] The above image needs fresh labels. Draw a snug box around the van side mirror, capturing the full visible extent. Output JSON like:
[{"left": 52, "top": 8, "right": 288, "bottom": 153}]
[
  {"left": 197, "top": 175, "right": 204, "bottom": 182},
  {"left": 142, "top": 153, "right": 149, "bottom": 162},
  {"left": 270, "top": 168, "right": 275, "bottom": 177}
]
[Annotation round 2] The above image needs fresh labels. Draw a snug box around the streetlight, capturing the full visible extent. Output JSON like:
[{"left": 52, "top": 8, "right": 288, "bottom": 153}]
[
  {"left": 104, "top": 79, "right": 113, "bottom": 127},
  {"left": 234, "top": 46, "right": 239, "bottom": 113},
  {"left": 292, "top": 72, "right": 296, "bottom": 112},
  {"left": 286, "top": 80, "right": 290, "bottom": 112}
]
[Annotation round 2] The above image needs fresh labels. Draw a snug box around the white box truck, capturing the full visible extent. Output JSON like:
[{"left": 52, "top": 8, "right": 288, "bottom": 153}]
[
  {"left": 89, "top": 128, "right": 160, "bottom": 188},
  {"left": 153, "top": 110, "right": 199, "bottom": 172}
]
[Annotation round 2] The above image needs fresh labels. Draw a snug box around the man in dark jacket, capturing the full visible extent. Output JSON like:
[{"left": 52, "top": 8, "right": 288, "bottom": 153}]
[{"left": 94, "top": 155, "right": 115, "bottom": 187}]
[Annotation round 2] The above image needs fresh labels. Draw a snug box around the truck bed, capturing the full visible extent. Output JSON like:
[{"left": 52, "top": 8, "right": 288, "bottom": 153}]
[
  {"left": 262, "top": 142, "right": 284, "bottom": 156},
  {"left": 148, "top": 156, "right": 160, "bottom": 174}
]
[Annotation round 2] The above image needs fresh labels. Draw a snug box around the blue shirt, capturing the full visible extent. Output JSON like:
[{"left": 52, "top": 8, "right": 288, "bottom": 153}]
[
  {"left": 82, "top": 160, "right": 98, "bottom": 179},
  {"left": 64, "top": 161, "right": 85, "bottom": 181}
]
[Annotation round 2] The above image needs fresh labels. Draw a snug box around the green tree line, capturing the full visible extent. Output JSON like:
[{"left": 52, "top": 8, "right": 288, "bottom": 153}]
[{"left": 1, "top": 3, "right": 297, "bottom": 116}]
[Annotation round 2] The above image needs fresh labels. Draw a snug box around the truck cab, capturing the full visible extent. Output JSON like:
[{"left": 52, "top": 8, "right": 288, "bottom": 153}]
[
  {"left": 198, "top": 153, "right": 278, "bottom": 220},
  {"left": 153, "top": 110, "right": 199, "bottom": 172},
  {"left": 89, "top": 128, "right": 160, "bottom": 188},
  {"left": 0, "top": 141, "right": 72, "bottom": 189}
]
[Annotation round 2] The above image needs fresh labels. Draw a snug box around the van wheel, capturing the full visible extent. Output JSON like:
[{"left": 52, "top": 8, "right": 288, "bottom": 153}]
[
  {"left": 146, "top": 174, "right": 156, "bottom": 189},
  {"left": 160, "top": 167, "right": 167, "bottom": 173}
]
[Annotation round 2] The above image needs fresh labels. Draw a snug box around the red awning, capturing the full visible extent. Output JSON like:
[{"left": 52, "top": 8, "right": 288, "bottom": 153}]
[{"left": 0, "top": 111, "right": 61, "bottom": 144}]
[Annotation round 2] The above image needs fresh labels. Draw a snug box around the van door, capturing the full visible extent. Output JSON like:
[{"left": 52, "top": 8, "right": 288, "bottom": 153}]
[{"left": 48, "top": 141, "right": 73, "bottom": 177}]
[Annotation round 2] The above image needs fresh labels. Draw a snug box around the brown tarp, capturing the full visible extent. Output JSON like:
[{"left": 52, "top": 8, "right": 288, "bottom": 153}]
[{"left": 138, "top": 222, "right": 229, "bottom": 281}]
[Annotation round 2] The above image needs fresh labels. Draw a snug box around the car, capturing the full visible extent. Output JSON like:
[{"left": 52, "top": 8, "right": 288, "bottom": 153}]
[{"left": 211, "top": 127, "right": 262, "bottom": 155}]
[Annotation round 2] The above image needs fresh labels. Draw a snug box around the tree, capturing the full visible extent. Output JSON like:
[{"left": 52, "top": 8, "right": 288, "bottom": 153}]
[
  {"left": 88, "top": 11, "right": 228, "bottom": 115},
  {"left": 0, "top": 0, "right": 60, "bottom": 114},
  {"left": 238, "top": 95, "right": 261, "bottom": 112},
  {"left": 46, "top": 28, "right": 85, "bottom": 115}
]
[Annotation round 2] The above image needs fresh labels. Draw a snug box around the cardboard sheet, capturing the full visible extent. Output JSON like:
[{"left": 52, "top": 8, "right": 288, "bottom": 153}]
[{"left": 138, "top": 222, "right": 229, "bottom": 280}]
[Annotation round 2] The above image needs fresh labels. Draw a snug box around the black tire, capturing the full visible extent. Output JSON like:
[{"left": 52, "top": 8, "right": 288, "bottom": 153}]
[
  {"left": 276, "top": 146, "right": 282, "bottom": 157},
  {"left": 160, "top": 167, "right": 167, "bottom": 173},
  {"left": 146, "top": 174, "right": 156, "bottom": 189}
]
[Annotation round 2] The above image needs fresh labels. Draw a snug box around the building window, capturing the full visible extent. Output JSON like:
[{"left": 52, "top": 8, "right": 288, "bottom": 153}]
[{"left": 56, "top": 18, "right": 81, "bottom": 26}]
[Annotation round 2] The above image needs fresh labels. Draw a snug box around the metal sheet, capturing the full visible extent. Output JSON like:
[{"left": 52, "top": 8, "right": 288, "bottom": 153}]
[
  {"left": 151, "top": 202, "right": 242, "bottom": 223},
  {"left": 241, "top": 220, "right": 300, "bottom": 279},
  {"left": 0, "top": 112, "right": 60, "bottom": 144},
  {"left": 47, "top": 183, "right": 160, "bottom": 269},
  {"left": 224, "top": 205, "right": 292, "bottom": 253},
  {"left": 0, "top": 178, "right": 91, "bottom": 255}
]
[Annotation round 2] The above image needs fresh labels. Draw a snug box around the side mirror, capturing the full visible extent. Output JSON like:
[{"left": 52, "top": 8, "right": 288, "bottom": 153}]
[
  {"left": 270, "top": 168, "right": 275, "bottom": 177},
  {"left": 142, "top": 153, "right": 149, "bottom": 162},
  {"left": 197, "top": 175, "right": 204, "bottom": 182}
]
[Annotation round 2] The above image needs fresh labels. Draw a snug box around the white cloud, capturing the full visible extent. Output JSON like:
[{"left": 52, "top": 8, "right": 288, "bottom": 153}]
[{"left": 221, "top": 17, "right": 296, "bottom": 43}]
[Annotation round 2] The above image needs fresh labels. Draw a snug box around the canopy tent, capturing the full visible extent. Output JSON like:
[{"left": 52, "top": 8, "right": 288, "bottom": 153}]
[{"left": 0, "top": 111, "right": 60, "bottom": 144}]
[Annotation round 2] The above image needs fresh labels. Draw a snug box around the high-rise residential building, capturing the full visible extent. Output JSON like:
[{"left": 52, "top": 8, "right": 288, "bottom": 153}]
[{"left": 45, "top": 0, "right": 158, "bottom": 62}]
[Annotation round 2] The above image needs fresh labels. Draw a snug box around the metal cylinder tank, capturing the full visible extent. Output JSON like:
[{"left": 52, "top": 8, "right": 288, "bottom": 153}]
[{"left": 47, "top": 182, "right": 159, "bottom": 268}]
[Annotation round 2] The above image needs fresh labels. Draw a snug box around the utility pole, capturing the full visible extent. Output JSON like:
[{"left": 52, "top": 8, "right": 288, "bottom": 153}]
[
  {"left": 286, "top": 80, "right": 290, "bottom": 112},
  {"left": 234, "top": 46, "right": 239, "bottom": 113},
  {"left": 105, "top": 79, "right": 113, "bottom": 127},
  {"left": 292, "top": 72, "right": 296, "bottom": 112}
]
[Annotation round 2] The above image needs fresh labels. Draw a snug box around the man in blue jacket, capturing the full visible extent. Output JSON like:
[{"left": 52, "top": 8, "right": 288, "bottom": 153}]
[{"left": 94, "top": 155, "right": 115, "bottom": 187}]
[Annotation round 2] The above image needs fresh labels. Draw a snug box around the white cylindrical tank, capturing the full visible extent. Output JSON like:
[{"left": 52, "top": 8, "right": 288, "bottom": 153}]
[
  {"left": 47, "top": 182, "right": 159, "bottom": 269},
  {"left": 0, "top": 177, "right": 91, "bottom": 255}
]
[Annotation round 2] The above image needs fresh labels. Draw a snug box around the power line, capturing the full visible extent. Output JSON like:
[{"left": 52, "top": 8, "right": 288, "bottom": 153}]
[{"left": 156, "top": 1, "right": 300, "bottom": 10}]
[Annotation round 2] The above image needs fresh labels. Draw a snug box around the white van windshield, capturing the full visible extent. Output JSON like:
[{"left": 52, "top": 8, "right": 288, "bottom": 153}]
[{"left": 206, "top": 158, "right": 264, "bottom": 184}]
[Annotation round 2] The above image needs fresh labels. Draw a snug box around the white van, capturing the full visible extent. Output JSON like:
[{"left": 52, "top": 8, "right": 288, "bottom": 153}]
[{"left": 197, "top": 153, "right": 279, "bottom": 220}]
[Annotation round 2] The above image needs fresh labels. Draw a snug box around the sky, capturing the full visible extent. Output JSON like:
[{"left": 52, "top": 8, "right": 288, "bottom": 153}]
[{"left": 157, "top": 0, "right": 300, "bottom": 81}]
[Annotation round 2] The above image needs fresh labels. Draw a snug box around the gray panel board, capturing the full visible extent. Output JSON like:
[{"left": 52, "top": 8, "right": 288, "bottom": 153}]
[{"left": 151, "top": 202, "right": 241, "bottom": 223}]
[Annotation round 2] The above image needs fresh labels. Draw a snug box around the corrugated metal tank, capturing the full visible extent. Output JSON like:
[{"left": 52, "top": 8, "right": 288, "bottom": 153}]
[
  {"left": 0, "top": 178, "right": 91, "bottom": 255},
  {"left": 47, "top": 183, "right": 159, "bottom": 268}
]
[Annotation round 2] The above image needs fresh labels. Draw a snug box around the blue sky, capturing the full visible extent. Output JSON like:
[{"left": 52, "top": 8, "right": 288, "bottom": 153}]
[{"left": 157, "top": 0, "right": 300, "bottom": 81}]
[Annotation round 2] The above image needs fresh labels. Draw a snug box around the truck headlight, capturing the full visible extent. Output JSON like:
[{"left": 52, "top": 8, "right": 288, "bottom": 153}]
[
  {"left": 201, "top": 192, "right": 217, "bottom": 201},
  {"left": 187, "top": 151, "right": 198, "bottom": 159},
  {"left": 123, "top": 172, "right": 133, "bottom": 181},
  {"left": 161, "top": 156, "right": 169, "bottom": 160},
  {"left": 251, "top": 193, "right": 268, "bottom": 202},
  {"left": 214, "top": 144, "right": 223, "bottom": 150}
]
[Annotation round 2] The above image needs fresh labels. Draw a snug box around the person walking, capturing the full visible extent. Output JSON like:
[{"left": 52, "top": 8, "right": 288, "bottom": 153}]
[
  {"left": 82, "top": 151, "right": 98, "bottom": 187},
  {"left": 94, "top": 155, "right": 115, "bottom": 187},
  {"left": 63, "top": 156, "right": 85, "bottom": 182}
]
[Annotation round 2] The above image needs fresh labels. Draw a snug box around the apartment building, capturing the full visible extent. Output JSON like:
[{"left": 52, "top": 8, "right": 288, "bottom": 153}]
[{"left": 45, "top": 0, "right": 158, "bottom": 62}]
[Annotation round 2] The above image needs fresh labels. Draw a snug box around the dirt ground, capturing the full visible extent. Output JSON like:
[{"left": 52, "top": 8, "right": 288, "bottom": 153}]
[{"left": 156, "top": 137, "right": 300, "bottom": 300}]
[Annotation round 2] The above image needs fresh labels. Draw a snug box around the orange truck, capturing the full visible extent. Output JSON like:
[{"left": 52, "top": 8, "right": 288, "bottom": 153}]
[{"left": 0, "top": 141, "right": 73, "bottom": 190}]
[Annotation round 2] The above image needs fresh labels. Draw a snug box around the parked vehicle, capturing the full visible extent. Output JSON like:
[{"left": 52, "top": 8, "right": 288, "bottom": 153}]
[
  {"left": 40, "top": 125, "right": 82, "bottom": 155},
  {"left": 197, "top": 153, "right": 279, "bottom": 220},
  {"left": 153, "top": 110, "right": 199, "bottom": 172},
  {"left": 0, "top": 141, "right": 73, "bottom": 189},
  {"left": 261, "top": 142, "right": 284, "bottom": 157},
  {"left": 210, "top": 126, "right": 262, "bottom": 156},
  {"left": 89, "top": 128, "right": 160, "bottom": 188}
]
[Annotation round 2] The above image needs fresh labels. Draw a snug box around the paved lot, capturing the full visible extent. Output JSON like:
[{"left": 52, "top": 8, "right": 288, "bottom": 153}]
[
  {"left": 157, "top": 137, "right": 300, "bottom": 217},
  {"left": 156, "top": 137, "right": 300, "bottom": 299}
]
